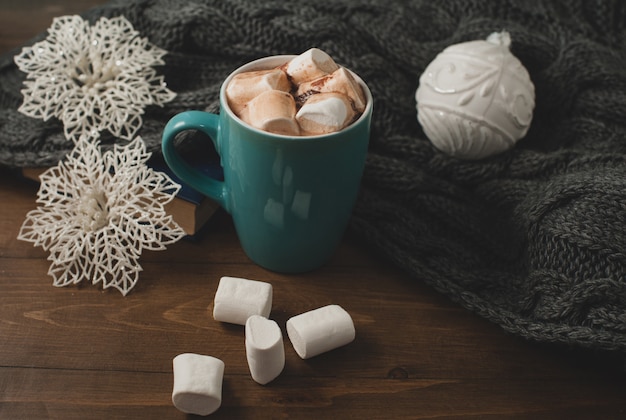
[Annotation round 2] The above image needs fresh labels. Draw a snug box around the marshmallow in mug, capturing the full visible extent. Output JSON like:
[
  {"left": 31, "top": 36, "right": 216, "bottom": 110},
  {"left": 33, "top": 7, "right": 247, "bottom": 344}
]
[
  {"left": 284, "top": 47, "right": 339, "bottom": 84},
  {"left": 225, "top": 48, "right": 365, "bottom": 136},
  {"left": 287, "top": 304, "right": 356, "bottom": 359},
  {"left": 296, "top": 92, "right": 358, "bottom": 135},
  {"left": 295, "top": 67, "right": 367, "bottom": 113},
  {"left": 240, "top": 90, "right": 300, "bottom": 136},
  {"left": 225, "top": 68, "right": 291, "bottom": 115},
  {"left": 213, "top": 276, "right": 273, "bottom": 325}
]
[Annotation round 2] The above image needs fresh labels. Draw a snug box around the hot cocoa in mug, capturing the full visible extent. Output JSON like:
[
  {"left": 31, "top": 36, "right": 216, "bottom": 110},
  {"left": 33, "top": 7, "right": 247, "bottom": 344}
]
[{"left": 162, "top": 49, "right": 373, "bottom": 273}]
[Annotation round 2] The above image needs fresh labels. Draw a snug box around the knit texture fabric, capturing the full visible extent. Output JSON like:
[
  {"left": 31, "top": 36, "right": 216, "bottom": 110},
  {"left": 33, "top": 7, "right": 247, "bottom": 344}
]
[{"left": 1, "top": 0, "right": 625, "bottom": 364}]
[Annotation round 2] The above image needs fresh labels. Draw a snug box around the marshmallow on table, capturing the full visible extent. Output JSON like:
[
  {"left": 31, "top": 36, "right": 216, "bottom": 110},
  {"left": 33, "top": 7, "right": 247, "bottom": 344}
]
[
  {"left": 245, "top": 315, "right": 285, "bottom": 385},
  {"left": 213, "top": 276, "right": 273, "bottom": 325},
  {"left": 296, "top": 92, "right": 357, "bottom": 135},
  {"left": 226, "top": 68, "right": 291, "bottom": 115},
  {"left": 296, "top": 67, "right": 367, "bottom": 113},
  {"left": 284, "top": 47, "right": 339, "bottom": 85},
  {"left": 286, "top": 304, "right": 355, "bottom": 359},
  {"left": 240, "top": 90, "right": 300, "bottom": 136},
  {"left": 172, "top": 353, "right": 224, "bottom": 416}
]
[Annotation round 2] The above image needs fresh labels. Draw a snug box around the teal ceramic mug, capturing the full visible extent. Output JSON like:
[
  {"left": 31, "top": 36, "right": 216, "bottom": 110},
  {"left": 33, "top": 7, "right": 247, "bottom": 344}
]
[{"left": 161, "top": 55, "right": 373, "bottom": 273}]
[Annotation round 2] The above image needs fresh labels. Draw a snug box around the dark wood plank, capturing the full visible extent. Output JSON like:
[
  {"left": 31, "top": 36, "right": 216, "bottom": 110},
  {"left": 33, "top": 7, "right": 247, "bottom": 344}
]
[
  {"left": 0, "top": 1, "right": 110, "bottom": 54},
  {"left": 3, "top": 368, "right": 626, "bottom": 419}
]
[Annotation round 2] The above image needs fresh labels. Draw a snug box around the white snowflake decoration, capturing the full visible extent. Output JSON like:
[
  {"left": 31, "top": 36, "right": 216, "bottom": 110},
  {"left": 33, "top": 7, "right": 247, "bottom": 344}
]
[
  {"left": 14, "top": 15, "right": 176, "bottom": 141},
  {"left": 18, "top": 137, "right": 186, "bottom": 295}
]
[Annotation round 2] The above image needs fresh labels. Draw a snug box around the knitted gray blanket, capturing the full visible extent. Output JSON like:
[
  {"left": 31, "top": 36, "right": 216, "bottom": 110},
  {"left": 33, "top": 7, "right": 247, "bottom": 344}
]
[{"left": 1, "top": 0, "right": 625, "bottom": 365}]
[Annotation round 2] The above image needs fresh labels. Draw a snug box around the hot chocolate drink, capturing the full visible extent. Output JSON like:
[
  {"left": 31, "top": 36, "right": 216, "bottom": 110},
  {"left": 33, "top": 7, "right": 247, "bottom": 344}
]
[{"left": 225, "top": 48, "right": 366, "bottom": 136}]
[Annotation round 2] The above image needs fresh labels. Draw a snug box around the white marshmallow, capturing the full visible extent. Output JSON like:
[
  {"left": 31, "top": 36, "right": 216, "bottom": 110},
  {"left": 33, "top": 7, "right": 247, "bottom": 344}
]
[
  {"left": 240, "top": 90, "right": 300, "bottom": 136},
  {"left": 213, "top": 276, "right": 273, "bottom": 325},
  {"left": 172, "top": 353, "right": 224, "bottom": 416},
  {"left": 226, "top": 68, "right": 291, "bottom": 115},
  {"left": 286, "top": 304, "right": 355, "bottom": 359},
  {"left": 296, "top": 67, "right": 367, "bottom": 113},
  {"left": 296, "top": 92, "right": 357, "bottom": 135},
  {"left": 245, "top": 315, "right": 285, "bottom": 385},
  {"left": 284, "top": 47, "right": 339, "bottom": 85}
]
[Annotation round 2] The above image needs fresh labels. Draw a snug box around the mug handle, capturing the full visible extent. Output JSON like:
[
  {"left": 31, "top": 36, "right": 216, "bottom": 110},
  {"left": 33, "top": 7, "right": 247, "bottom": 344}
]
[{"left": 161, "top": 110, "right": 229, "bottom": 212}]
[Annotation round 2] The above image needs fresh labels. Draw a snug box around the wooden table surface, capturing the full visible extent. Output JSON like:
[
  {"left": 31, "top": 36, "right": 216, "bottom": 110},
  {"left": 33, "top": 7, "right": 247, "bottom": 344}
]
[{"left": 1, "top": 2, "right": 626, "bottom": 419}]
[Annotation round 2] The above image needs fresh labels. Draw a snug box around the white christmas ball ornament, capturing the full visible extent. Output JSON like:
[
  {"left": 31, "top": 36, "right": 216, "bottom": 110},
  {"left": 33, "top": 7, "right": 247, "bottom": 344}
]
[{"left": 415, "top": 31, "right": 535, "bottom": 159}]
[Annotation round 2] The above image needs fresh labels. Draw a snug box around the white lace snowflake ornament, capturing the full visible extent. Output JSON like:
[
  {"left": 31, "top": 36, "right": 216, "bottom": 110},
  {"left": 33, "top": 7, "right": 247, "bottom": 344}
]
[
  {"left": 14, "top": 15, "right": 176, "bottom": 141},
  {"left": 18, "top": 137, "right": 186, "bottom": 295}
]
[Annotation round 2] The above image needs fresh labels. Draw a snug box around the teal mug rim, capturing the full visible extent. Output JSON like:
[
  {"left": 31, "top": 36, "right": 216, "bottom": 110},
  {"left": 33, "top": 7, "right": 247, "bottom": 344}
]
[{"left": 219, "top": 54, "right": 373, "bottom": 142}]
